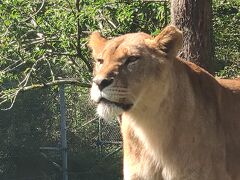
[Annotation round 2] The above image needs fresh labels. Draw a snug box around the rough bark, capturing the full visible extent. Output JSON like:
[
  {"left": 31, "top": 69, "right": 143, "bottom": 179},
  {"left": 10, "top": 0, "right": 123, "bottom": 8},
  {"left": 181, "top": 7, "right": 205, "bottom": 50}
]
[{"left": 171, "top": 0, "right": 214, "bottom": 73}]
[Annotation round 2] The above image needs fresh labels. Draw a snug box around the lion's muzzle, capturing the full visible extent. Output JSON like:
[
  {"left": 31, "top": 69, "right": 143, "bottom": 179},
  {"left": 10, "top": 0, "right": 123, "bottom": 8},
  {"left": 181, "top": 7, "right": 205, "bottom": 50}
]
[
  {"left": 90, "top": 76, "right": 133, "bottom": 113},
  {"left": 93, "top": 76, "right": 114, "bottom": 91}
]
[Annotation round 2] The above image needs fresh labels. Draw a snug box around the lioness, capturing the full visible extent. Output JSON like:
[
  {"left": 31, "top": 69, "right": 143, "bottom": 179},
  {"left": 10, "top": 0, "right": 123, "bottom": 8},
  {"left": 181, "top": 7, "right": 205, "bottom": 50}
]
[{"left": 89, "top": 25, "right": 240, "bottom": 180}]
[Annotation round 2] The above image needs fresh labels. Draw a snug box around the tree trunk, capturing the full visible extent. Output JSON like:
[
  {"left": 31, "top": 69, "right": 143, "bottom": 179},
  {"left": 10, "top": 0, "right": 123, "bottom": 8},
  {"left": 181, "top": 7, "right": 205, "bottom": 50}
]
[{"left": 171, "top": 0, "right": 214, "bottom": 73}]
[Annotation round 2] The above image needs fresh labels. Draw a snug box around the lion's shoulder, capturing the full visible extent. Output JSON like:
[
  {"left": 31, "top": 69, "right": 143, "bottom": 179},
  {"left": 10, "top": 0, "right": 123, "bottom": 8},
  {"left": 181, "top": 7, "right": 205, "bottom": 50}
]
[
  {"left": 177, "top": 58, "right": 214, "bottom": 77},
  {"left": 217, "top": 78, "right": 240, "bottom": 92},
  {"left": 177, "top": 58, "right": 240, "bottom": 93}
]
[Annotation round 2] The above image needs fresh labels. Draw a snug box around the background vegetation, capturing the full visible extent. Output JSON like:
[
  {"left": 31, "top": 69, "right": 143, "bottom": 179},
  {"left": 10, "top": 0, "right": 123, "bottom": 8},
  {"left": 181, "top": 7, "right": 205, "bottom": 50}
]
[
  {"left": 0, "top": 0, "right": 239, "bottom": 179},
  {"left": 213, "top": 0, "right": 240, "bottom": 77}
]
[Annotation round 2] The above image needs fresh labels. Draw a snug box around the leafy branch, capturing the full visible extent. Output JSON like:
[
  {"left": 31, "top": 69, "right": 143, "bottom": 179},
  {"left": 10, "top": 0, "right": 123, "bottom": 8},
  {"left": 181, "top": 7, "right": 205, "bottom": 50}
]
[
  {"left": 21, "top": 0, "right": 46, "bottom": 22},
  {"left": 75, "top": 0, "right": 93, "bottom": 72},
  {"left": 0, "top": 78, "right": 90, "bottom": 110},
  {"left": 0, "top": 52, "right": 91, "bottom": 110}
]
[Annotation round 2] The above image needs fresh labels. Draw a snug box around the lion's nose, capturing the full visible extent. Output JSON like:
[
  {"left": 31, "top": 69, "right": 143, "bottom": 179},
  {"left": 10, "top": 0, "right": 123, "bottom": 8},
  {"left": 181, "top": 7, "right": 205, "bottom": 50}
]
[{"left": 93, "top": 77, "right": 114, "bottom": 91}]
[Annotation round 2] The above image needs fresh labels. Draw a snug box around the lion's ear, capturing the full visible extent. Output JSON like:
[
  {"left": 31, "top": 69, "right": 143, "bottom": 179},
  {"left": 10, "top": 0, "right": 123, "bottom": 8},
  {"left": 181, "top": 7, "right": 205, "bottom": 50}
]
[
  {"left": 88, "top": 31, "right": 107, "bottom": 58},
  {"left": 153, "top": 25, "right": 183, "bottom": 57}
]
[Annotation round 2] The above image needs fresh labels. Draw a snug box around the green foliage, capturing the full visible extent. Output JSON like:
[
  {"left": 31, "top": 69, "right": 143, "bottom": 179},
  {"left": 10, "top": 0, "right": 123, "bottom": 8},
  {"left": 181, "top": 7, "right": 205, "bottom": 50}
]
[
  {"left": 213, "top": 0, "right": 240, "bottom": 77},
  {"left": 83, "top": 1, "right": 169, "bottom": 35}
]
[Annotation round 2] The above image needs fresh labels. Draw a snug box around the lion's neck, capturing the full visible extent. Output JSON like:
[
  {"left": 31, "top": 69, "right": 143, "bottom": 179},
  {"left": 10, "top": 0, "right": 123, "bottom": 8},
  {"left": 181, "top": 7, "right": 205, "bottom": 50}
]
[
  {"left": 122, "top": 61, "right": 195, "bottom": 164},
  {"left": 127, "top": 63, "right": 184, "bottom": 122}
]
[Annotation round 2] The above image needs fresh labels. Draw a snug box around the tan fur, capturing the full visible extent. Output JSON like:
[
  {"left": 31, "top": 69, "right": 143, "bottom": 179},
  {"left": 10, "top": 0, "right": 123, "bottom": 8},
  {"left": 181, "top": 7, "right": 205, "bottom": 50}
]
[{"left": 89, "top": 25, "right": 240, "bottom": 180}]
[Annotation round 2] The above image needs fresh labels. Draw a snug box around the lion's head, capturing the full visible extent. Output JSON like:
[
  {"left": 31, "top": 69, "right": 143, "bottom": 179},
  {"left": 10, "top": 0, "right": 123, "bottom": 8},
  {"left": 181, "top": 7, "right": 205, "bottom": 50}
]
[{"left": 89, "top": 26, "right": 182, "bottom": 120}]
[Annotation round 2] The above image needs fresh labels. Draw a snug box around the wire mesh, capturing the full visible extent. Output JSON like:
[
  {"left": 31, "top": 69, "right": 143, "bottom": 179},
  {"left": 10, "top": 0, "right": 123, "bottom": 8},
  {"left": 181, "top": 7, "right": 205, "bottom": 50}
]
[{"left": 99, "top": 118, "right": 122, "bottom": 143}]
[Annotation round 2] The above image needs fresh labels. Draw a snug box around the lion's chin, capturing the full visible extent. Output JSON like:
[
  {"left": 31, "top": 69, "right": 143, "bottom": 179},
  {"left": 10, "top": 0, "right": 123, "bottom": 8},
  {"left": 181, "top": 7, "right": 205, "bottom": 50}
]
[{"left": 96, "top": 99, "right": 133, "bottom": 120}]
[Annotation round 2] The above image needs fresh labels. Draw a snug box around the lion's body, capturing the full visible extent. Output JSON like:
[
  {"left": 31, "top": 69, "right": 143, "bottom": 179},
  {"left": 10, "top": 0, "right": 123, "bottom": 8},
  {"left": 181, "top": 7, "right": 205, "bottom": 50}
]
[
  {"left": 89, "top": 26, "right": 240, "bottom": 180},
  {"left": 121, "top": 59, "right": 240, "bottom": 180}
]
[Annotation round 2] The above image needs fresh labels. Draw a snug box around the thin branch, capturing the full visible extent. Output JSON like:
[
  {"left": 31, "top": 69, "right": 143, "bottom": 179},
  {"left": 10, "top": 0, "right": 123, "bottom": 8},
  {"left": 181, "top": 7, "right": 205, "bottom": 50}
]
[
  {"left": 75, "top": 0, "right": 93, "bottom": 72},
  {"left": 21, "top": 0, "right": 46, "bottom": 22},
  {"left": 65, "top": 0, "right": 76, "bottom": 17},
  {"left": 79, "top": 117, "right": 98, "bottom": 129},
  {"left": 47, "top": 52, "right": 78, "bottom": 57},
  {"left": 0, "top": 99, "right": 8, "bottom": 106},
  {"left": 45, "top": 59, "right": 55, "bottom": 81},
  {"left": 0, "top": 25, "right": 11, "bottom": 38},
  {"left": 22, "top": 38, "right": 45, "bottom": 48},
  {"left": 20, "top": 79, "right": 91, "bottom": 91},
  {"left": 68, "top": 56, "right": 82, "bottom": 69},
  {"left": 19, "top": 56, "right": 45, "bottom": 87},
  {"left": 97, "top": 9, "right": 117, "bottom": 29},
  {"left": 2, "top": 60, "right": 21, "bottom": 71},
  {"left": 45, "top": 52, "right": 82, "bottom": 68},
  {"left": 1, "top": 89, "right": 21, "bottom": 111},
  {"left": 0, "top": 79, "right": 91, "bottom": 110},
  {"left": 0, "top": 17, "right": 13, "bottom": 38},
  {"left": 3, "top": 60, "right": 27, "bottom": 73},
  {"left": 107, "top": 19, "right": 117, "bottom": 29}
]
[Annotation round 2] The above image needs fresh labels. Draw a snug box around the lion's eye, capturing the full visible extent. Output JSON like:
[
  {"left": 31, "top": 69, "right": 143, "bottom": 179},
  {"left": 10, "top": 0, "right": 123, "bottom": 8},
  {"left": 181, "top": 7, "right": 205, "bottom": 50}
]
[
  {"left": 125, "top": 56, "right": 139, "bottom": 65},
  {"left": 96, "top": 58, "right": 104, "bottom": 65}
]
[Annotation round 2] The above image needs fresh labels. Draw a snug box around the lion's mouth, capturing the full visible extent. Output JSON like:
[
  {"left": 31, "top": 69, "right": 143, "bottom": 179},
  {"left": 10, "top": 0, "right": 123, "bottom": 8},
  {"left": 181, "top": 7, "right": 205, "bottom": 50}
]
[{"left": 98, "top": 98, "right": 133, "bottom": 111}]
